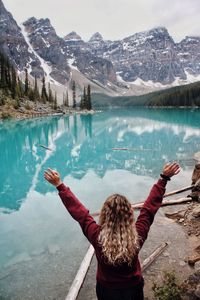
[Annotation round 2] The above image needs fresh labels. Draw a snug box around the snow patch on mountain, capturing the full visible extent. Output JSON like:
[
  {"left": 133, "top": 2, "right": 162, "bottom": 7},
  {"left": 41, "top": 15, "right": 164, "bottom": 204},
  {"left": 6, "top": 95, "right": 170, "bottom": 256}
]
[
  {"left": 68, "top": 57, "right": 79, "bottom": 71},
  {"left": 20, "top": 23, "right": 62, "bottom": 86}
]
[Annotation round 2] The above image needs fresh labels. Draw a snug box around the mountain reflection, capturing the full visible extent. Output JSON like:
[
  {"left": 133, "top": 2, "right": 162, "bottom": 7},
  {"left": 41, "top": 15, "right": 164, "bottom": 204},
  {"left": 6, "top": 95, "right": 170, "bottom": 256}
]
[{"left": 0, "top": 108, "right": 200, "bottom": 212}]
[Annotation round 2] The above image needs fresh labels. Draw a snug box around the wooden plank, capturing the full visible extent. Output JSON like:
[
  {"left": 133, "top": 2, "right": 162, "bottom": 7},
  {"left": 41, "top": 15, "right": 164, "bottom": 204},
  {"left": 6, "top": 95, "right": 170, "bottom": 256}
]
[
  {"left": 91, "top": 188, "right": 193, "bottom": 217},
  {"left": 65, "top": 244, "right": 94, "bottom": 300},
  {"left": 141, "top": 242, "right": 168, "bottom": 271}
]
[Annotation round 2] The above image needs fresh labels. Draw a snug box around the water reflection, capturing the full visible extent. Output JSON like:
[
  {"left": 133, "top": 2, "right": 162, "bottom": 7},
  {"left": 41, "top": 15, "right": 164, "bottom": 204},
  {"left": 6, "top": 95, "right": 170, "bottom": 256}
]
[
  {"left": 0, "top": 108, "right": 200, "bottom": 299},
  {"left": 0, "top": 108, "right": 200, "bottom": 213}
]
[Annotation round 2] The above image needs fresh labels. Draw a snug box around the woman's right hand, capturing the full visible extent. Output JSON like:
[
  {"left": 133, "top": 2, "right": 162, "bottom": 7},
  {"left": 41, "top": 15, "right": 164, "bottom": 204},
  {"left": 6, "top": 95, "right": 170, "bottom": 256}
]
[
  {"left": 44, "top": 168, "right": 63, "bottom": 187},
  {"left": 162, "top": 162, "right": 180, "bottom": 178}
]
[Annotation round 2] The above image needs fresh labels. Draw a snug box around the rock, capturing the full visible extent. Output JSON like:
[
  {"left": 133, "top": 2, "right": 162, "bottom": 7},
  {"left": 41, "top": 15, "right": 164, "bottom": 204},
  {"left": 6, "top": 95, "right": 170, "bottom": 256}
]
[
  {"left": 48, "top": 244, "right": 60, "bottom": 254},
  {"left": 195, "top": 261, "right": 200, "bottom": 271},
  {"left": 192, "top": 163, "right": 200, "bottom": 184},
  {"left": 183, "top": 271, "right": 200, "bottom": 300},
  {"left": 179, "top": 218, "right": 185, "bottom": 223},
  {"left": 192, "top": 207, "right": 200, "bottom": 218},
  {"left": 195, "top": 284, "right": 200, "bottom": 298},
  {"left": 194, "top": 153, "right": 200, "bottom": 163},
  {"left": 5, "top": 252, "right": 32, "bottom": 268},
  {"left": 179, "top": 260, "right": 187, "bottom": 267},
  {"left": 187, "top": 246, "right": 200, "bottom": 265}
]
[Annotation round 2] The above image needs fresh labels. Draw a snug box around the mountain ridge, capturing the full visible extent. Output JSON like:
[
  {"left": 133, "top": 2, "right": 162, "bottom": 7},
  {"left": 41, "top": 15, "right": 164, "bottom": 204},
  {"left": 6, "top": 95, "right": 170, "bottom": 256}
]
[{"left": 1, "top": 0, "right": 200, "bottom": 102}]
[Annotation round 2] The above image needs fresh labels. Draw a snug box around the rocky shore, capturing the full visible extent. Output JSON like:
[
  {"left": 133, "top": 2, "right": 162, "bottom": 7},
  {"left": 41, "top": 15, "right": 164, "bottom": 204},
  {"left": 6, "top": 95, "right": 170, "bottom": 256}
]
[
  {"left": 0, "top": 98, "right": 95, "bottom": 121},
  {"left": 165, "top": 202, "right": 200, "bottom": 299}
]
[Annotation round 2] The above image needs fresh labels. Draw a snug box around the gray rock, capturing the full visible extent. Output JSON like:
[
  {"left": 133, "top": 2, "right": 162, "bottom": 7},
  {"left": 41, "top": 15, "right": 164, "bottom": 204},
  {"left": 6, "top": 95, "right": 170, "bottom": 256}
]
[
  {"left": 179, "top": 260, "right": 187, "bottom": 267},
  {"left": 192, "top": 207, "right": 200, "bottom": 218},
  {"left": 195, "top": 261, "right": 200, "bottom": 271},
  {"left": 195, "top": 284, "right": 200, "bottom": 298}
]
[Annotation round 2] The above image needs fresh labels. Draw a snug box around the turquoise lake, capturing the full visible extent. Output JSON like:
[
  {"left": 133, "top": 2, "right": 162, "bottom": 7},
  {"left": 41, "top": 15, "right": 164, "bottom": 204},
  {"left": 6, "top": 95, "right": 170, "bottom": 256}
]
[{"left": 0, "top": 108, "right": 200, "bottom": 299}]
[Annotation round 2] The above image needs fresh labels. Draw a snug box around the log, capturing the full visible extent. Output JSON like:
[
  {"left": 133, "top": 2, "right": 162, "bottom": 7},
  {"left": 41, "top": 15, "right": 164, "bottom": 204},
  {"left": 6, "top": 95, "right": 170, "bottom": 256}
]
[
  {"left": 141, "top": 242, "right": 168, "bottom": 271},
  {"left": 65, "top": 244, "right": 94, "bottom": 300},
  {"left": 91, "top": 197, "right": 193, "bottom": 217},
  {"left": 112, "top": 147, "right": 157, "bottom": 151},
  {"left": 38, "top": 144, "right": 53, "bottom": 151},
  {"left": 163, "top": 186, "right": 192, "bottom": 198},
  {"left": 131, "top": 197, "right": 193, "bottom": 210}
]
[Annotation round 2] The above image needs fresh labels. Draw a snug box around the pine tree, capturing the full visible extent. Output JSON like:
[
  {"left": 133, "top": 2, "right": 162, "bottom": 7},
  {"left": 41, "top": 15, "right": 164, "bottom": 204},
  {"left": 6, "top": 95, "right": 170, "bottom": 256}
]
[
  {"left": 11, "top": 66, "right": 17, "bottom": 99},
  {"left": 86, "top": 84, "right": 92, "bottom": 110},
  {"left": 6, "top": 57, "right": 11, "bottom": 89},
  {"left": 80, "top": 86, "right": 87, "bottom": 109},
  {"left": 24, "top": 68, "right": 29, "bottom": 95},
  {"left": 15, "top": 76, "right": 22, "bottom": 100},
  {"left": 48, "top": 82, "right": 54, "bottom": 103},
  {"left": 72, "top": 80, "right": 76, "bottom": 108},
  {"left": 0, "top": 53, "right": 4, "bottom": 88},
  {"left": 53, "top": 91, "right": 57, "bottom": 110},
  {"left": 65, "top": 90, "right": 69, "bottom": 107},
  {"left": 41, "top": 76, "right": 48, "bottom": 103},
  {"left": 63, "top": 90, "right": 69, "bottom": 107},
  {"left": 34, "top": 76, "right": 40, "bottom": 101},
  {"left": 18, "top": 76, "right": 23, "bottom": 97}
]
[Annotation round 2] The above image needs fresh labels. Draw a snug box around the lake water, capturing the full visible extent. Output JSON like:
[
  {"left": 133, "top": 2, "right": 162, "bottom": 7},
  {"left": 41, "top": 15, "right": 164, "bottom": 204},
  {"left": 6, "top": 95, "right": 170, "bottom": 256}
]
[{"left": 0, "top": 108, "right": 200, "bottom": 299}]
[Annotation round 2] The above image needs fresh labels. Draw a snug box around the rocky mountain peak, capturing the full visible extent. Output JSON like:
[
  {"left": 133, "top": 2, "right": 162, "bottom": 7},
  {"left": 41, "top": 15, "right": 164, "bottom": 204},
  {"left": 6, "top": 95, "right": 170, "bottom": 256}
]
[
  {"left": 0, "top": 0, "right": 5, "bottom": 9},
  {"left": 64, "top": 31, "right": 83, "bottom": 41},
  {"left": 23, "top": 17, "right": 56, "bottom": 36},
  {"left": 89, "top": 32, "right": 104, "bottom": 42},
  {"left": 123, "top": 26, "right": 173, "bottom": 45}
]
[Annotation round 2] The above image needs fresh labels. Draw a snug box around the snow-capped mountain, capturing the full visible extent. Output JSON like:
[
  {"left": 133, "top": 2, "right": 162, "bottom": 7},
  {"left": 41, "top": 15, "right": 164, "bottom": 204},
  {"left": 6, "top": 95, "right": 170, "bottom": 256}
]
[
  {"left": 1, "top": 0, "right": 200, "bottom": 100},
  {"left": 0, "top": 0, "right": 42, "bottom": 75}
]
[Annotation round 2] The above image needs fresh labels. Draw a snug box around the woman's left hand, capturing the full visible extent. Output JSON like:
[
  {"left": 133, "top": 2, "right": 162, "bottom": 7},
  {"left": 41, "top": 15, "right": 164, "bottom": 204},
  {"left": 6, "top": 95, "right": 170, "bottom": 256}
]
[{"left": 162, "top": 162, "right": 181, "bottom": 178}]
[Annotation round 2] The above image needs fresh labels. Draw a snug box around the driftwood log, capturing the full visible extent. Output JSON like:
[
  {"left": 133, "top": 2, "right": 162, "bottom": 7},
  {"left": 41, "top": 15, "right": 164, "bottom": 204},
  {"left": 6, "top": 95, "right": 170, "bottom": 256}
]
[
  {"left": 65, "top": 245, "right": 95, "bottom": 300},
  {"left": 141, "top": 242, "right": 168, "bottom": 271},
  {"left": 112, "top": 148, "right": 158, "bottom": 152},
  {"left": 91, "top": 194, "right": 193, "bottom": 217},
  {"left": 38, "top": 144, "right": 53, "bottom": 151},
  {"left": 65, "top": 242, "right": 168, "bottom": 300}
]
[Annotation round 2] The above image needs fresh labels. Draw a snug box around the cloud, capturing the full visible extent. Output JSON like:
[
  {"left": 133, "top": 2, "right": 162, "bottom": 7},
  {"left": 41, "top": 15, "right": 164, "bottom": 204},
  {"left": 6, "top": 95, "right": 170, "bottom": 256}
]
[{"left": 3, "top": 0, "right": 200, "bottom": 41}]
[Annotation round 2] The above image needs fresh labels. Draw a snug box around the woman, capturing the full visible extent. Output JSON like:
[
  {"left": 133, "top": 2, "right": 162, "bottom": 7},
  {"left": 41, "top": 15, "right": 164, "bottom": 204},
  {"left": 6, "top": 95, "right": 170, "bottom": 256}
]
[{"left": 44, "top": 162, "right": 180, "bottom": 300}]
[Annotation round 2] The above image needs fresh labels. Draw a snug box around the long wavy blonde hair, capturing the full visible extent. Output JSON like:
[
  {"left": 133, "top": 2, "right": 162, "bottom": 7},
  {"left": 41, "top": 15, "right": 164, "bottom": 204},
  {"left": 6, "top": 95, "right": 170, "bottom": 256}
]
[{"left": 98, "top": 194, "right": 139, "bottom": 266}]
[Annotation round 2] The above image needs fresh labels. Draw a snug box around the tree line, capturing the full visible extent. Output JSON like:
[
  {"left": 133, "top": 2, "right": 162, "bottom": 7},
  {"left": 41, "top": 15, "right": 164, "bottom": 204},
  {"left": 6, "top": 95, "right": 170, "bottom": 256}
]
[
  {"left": 63, "top": 81, "right": 92, "bottom": 110},
  {"left": 147, "top": 82, "right": 200, "bottom": 107},
  {"left": 0, "top": 51, "right": 92, "bottom": 110}
]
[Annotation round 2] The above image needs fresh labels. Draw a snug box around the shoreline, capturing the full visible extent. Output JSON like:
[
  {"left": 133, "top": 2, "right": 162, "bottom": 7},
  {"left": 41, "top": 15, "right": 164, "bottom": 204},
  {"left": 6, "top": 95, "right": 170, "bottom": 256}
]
[{"left": 0, "top": 103, "right": 96, "bottom": 121}]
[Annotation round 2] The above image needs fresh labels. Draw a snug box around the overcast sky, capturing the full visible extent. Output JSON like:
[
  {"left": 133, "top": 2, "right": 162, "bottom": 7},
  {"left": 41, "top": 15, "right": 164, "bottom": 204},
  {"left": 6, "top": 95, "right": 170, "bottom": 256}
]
[{"left": 3, "top": 0, "right": 200, "bottom": 42}]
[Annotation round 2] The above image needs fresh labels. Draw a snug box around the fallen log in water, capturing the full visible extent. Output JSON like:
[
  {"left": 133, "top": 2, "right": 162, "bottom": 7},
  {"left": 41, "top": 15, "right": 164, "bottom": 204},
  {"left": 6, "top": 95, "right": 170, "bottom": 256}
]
[
  {"left": 112, "top": 147, "right": 158, "bottom": 151},
  {"left": 38, "top": 144, "right": 53, "bottom": 151},
  {"left": 141, "top": 242, "right": 168, "bottom": 271},
  {"left": 91, "top": 196, "right": 193, "bottom": 217},
  {"left": 65, "top": 244, "right": 94, "bottom": 300}
]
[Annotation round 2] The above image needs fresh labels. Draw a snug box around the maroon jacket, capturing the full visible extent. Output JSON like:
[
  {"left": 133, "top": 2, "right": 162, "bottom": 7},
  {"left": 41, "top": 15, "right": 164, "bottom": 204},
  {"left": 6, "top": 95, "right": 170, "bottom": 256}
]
[{"left": 57, "top": 178, "right": 167, "bottom": 289}]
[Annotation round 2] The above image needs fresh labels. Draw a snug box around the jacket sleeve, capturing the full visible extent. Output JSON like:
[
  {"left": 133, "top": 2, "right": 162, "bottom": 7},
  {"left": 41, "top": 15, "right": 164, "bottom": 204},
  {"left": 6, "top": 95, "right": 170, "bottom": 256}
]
[
  {"left": 135, "top": 178, "right": 167, "bottom": 248},
  {"left": 57, "top": 183, "right": 99, "bottom": 245}
]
